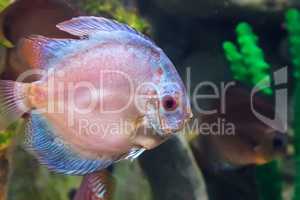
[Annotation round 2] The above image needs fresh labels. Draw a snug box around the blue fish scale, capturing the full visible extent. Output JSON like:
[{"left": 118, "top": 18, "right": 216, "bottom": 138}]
[{"left": 24, "top": 114, "right": 113, "bottom": 175}]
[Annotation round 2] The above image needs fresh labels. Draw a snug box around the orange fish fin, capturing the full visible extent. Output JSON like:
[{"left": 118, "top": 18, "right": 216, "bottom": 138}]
[
  {"left": 56, "top": 16, "right": 153, "bottom": 42},
  {"left": 17, "top": 35, "right": 75, "bottom": 69},
  {"left": 0, "top": 80, "right": 30, "bottom": 131}
]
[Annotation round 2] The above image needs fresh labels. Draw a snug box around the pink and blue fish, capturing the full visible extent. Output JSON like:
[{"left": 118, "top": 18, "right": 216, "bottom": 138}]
[{"left": 0, "top": 16, "right": 192, "bottom": 181}]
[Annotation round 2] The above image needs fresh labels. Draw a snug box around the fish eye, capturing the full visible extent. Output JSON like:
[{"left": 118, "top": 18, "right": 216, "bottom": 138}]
[
  {"left": 162, "top": 95, "right": 178, "bottom": 111},
  {"left": 272, "top": 134, "right": 286, "bottom": 150}
]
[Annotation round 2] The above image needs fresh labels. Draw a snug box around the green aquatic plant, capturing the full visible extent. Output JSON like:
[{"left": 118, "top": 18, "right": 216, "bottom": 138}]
[
  {"left": 293, "top": 82, "right": 300, "bottom": 200},
  {"left": 256, "top": 161, "right": 283, "bottom": 200},
  {"left": 285, "top": 8, "right": 300, "bottom": 200},
  {"left": 223, "top": 22, "right": 282, "bottom": 200},
  {"left": 285, "top": 9, "right": 300, "bottom": 79},
  {"left": 0, "top": 129, "right": 14, "bottom": 150},
  {"left": 0, "top": 0, "right": 14, "bottom": 47},
  {"left": 223, "top": 41, "right": 248, "bottom": 82},
  {"left": 223, "top": 22, "right": 272, "bottom": 95},
  {"left": 0, "top": 123, "right": 18, "bottom": 151},
  {"left": 81, "top": 0, "right": 150, "bottom": 33},
  {"left": 0, "top": 0, "right": 10, "bottom": 12}
]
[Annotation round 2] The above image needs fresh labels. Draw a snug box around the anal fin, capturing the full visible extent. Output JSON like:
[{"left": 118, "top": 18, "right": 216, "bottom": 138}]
[{"left": 74, "top": 170, "right": 115, "bottom": 200}]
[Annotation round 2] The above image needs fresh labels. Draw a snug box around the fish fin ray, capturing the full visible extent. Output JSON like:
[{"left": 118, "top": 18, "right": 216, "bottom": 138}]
[
  {"left": 56, "top": 16, "right": 153, "bottom": 43},
  {"left": 123, "top": 147, "right": 146, "bottom": 161},
  {"left": 75, "top": 171, "right": 114, "bottom": 200},
  {"left": 0, "top": 80, "right": 29, "bottom": 131},
  {"left": 17, "top": 35, "right": 76, "bottom": 69},
  {"left": 24, "top": 113, "right": 114, "bottom": 175},
  {"left": 88, "top": 174, "right": 107, "bottom": 199}
]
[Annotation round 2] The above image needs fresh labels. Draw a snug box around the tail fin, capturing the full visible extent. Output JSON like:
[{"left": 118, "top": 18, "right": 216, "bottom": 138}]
[{"left": 0, "top": 80, "right": 30, "bottom": 131}]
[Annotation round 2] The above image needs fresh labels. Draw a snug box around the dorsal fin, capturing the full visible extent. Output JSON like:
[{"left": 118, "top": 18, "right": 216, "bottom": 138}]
[
  {"left": 56, "top": 16, "right": 153, "bottom": 43},
  {"left": 17, "top": 35, "right": 76, "bottom": 69}
]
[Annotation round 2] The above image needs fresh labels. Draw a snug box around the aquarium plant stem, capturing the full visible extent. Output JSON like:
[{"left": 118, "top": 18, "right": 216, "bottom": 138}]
[
  {"left": 293, "top": 82, "right": 300, "bottom": 200},
  {"left": 285, "top": 8, "right": 300, "bottom": 200},
  {"left": 255, "top": 161, "right": 283, "bottom": 200}
]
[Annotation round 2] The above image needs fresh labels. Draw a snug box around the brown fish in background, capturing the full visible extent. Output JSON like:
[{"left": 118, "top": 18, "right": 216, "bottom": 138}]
[
  {"left": 190, "top": 86, "right": 287, "bottom": 171},
  {"left": 73, "top": 170, "right": 115, "bottom": 200},
  {"left": 0, "top": 0, "right": 79, "bottom": 80}
]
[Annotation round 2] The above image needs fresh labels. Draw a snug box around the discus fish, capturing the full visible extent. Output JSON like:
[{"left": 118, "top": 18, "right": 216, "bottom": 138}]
[
  {"left": 0, "top": 16, "right": 192, "bottom": 175},
  {"left": 190, "top": 86, "right": 287, "bottom": 171}
]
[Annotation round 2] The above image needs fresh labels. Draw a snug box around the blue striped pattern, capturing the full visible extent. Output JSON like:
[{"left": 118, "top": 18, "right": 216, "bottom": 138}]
[{"left": 24, "top": 114, "right": 113, "bottom": 175}]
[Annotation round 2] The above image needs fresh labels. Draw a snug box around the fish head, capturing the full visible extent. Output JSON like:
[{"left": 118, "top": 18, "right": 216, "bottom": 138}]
[
  {"left": 143, "top": 57, "right": 192, "bottom": 136},
  {"left": 191, "top": 85, "right": 288, "bottom": 169},
  {"left": 253, "top": 130, "right": 288, "bottom": 164}
]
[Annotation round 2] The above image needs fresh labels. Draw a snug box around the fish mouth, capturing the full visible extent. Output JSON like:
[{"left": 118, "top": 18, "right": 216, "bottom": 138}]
[
  {"left": 153, "top": 110, "right": 193, "bottom": 136},
  {"left": 186, "top": 111, "right": 194, "bottom": 121},
  {"left": 157, "top": 123, "right": 182, "bottom": 135},
  {"left": 160, "top": 116, "right": 192, "bottom": 135},
  {"left": 182, "top": 111, "right": 193, "bottom": 127}
]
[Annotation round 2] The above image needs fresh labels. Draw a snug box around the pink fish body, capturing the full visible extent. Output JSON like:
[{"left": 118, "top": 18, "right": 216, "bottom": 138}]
[
  {"left": 36, "top": 33, "right": 160, "bottom": 158},
  {"left": 0, "top": 17, "right": 192, "bottom": 175}
]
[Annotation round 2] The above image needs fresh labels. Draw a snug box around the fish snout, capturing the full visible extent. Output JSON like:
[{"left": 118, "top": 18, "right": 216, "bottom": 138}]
[
  {"left": 158, "top": 110, "right": 193, "bottom": 135},
  {"left": 172, "top": 118, "right": 192, "bottom": 134},
  {"left": 160, "top": 119, "right": 185, "bottom": 135},
  {"left": 182, "top": 111, "right": 193, "bottom": 129}
]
